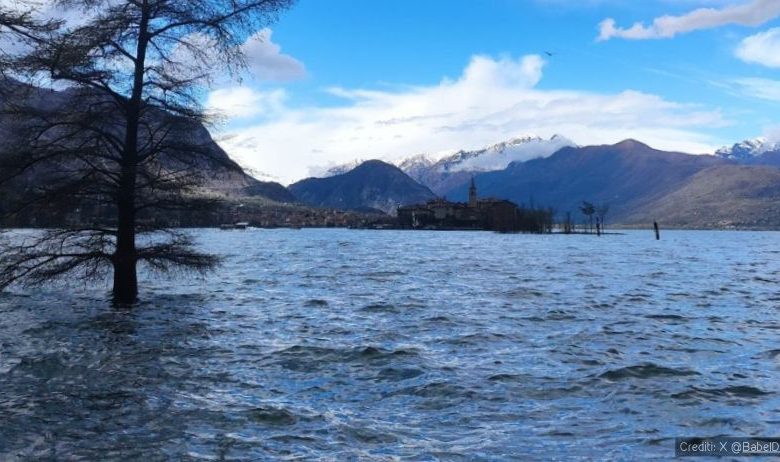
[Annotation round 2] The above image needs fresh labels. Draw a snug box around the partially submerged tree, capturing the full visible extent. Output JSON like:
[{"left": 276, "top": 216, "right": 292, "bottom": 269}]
[
  {"left": 595, "top": 203, "right": 610, "bottom": 232},
  {"left": 0, "top": 0, "right": 294, "bottom": 303},
  {"left": 579, "top": 201, "right": 595, "bottom": 234},
  {"left": 562, "top": 211, "right": 573, "bottom": 234}
]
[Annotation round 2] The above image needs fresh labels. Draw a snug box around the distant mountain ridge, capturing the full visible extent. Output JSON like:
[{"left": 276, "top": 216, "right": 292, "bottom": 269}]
[
  {"left": 446, "top": 139, "right": 730, "bottom": 222},
  {"left": 310, "top": 135, "right": 575, "bottom": 197},
  {"left": 623, "top": 164, "right": 780, "bottom": 228},
  {"left": 402, "top": 134, "right": 575, "bottom": 173},
  {"left": 289, "top": 160, "right": 436, "bottom": 214},
  {"left": 715, "top": 137, "right": 780, "bottom": 169},
  {"left": 8, "top": 79, "right": 780, "bottom": 230},
  {"left": 261, "top": 134, "right": 780, "bottom": 228},
  {"left": 311, "top": 159, "right": 368, "bottom": 178},
  {"left": 398, "top": 134, "right": 576, "bottom": 196},
  {"left": 291, "top": 137, "right": 780, "bottom": 228},
  {"left": 0, "top": 78, "right": 295, "bottom": 204},
  {"left": 715, "top": 137, "right": 780, "bottom": 161}
]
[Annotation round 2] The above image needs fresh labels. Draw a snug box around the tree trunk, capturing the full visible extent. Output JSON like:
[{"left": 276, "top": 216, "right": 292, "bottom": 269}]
[
  {"left": 112, "top": 261, "right": 137, "bottom": 303},
  {"left": 113, "top": 165, "right": 138, "bottom": 303},
  {"left": 112, "top": 248, "right": 137, "bottom": 303},
  {"left": 112, "top": 0, "right": 149, "bottom": 304}
]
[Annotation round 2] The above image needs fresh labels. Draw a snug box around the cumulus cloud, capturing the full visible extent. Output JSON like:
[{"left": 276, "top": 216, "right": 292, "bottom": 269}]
[
  {"left": 460, "top": 54, "right": 545, "bottom": 88},
  {"left": 242, "top": 28, "right": 306, "bottom": 81},
  {"left": 597, "top": 0, "right": 780, "bottom": 41},
  {"left": 144, "top": 28, "right": 305, "bottom": 85},
  {"left": 0, "top": 2, "right": 305, "bottom": 81},
  {"left": 207, "top": 86, "right": 287, "bottom": 119},
  {"left": 213, "top": 54, "right": 726, "bottom": 184},
  {"left": 736, "top": 27, "right": 780, "bottom": 67}
]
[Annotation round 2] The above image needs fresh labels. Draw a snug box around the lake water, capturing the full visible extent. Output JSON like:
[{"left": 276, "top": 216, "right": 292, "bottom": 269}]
[{"left": 1, "top": 229, "right": 779, "bottom": 460}]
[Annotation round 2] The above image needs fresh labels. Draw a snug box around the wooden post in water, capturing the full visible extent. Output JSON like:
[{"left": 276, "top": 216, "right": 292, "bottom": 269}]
[{"left": 653, "top": 221, "right": 660, "bottom": 240}]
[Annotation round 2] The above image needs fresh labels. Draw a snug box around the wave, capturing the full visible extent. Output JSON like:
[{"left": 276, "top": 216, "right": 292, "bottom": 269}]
[
  {"left": 672, "top": 385, "right": 772, "bottom": 400},
  {"left": 599, "top": 363, "right": 699, "bottom": 381}
]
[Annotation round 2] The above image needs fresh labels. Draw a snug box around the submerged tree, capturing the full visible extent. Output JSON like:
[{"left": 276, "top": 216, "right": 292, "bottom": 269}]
[
  {"left": 596, "top": 203, "right": 610, "bottom": 232},
  {"left": 562, "top": 211, "right": 573, "bottom": 234},
  {"left": 579, "top": 201, "right": 595, "bottom": 234},
  {"left": 0, "top": 0, "right": 295, "bottom": 303}
]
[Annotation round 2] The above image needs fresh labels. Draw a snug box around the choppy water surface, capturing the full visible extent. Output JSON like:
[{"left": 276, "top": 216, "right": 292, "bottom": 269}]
[{"left": 1, "top": 229, "right": 780, "bottom": 460}]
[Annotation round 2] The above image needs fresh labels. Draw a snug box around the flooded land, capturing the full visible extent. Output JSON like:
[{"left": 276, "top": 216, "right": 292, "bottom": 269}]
[{"left": 1, "top": 229, "right": 778, "bottom": 460}]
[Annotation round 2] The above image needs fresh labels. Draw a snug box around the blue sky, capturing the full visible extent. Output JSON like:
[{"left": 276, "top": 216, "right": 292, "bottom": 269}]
[{"left": 203, "top": 0, "right": 780, "bottom": 183}]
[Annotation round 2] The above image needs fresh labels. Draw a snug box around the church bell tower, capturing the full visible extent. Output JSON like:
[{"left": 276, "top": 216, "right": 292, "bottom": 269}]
[{"left": 469, "top": 177, "right": 477, "bottom": 207}]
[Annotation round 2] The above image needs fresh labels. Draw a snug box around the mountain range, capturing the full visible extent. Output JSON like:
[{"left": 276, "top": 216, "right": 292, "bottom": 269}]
[
  {"left": 624, "top": 164, "right": 780, "bottom": 228},
  {"left": 714, "top": 137, "right": 780, "bottom": 168},
  {"left": 4, "top": 79, "right": 780, "bottom": 229},
  {"left": 0, "top": 78, "right": 295, "bottom": 205},
  {"left": 397, "top": 135, "right": 575, "bottom": 196},
  {"left": 293, "top": 137, "right": 780, "bottom": 228},
  {"left": 289, "top": 160, "right": 435, "bottom": 214},
  {"left": 447, "top": 139, "right": 730, "bottom": 222}
]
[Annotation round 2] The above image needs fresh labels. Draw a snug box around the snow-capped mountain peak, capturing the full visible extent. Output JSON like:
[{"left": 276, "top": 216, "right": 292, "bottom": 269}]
[
  {"left": 308, "top": 159, "right": 368, "bottom": 178},
  {"left": 716, "top": 137, "right": 780, "bottom": 160},
  {"left": 418, "top": 134, "right": 576, "bottom": 173},
  {"left": 308, "top": 135, "right": 576, "bottom": 187},
  {"left": 396, "top": 153, "right": 434, "bottom": 173}
]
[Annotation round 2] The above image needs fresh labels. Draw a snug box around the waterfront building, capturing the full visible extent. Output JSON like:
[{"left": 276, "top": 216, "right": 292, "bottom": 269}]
[{"left": 397, "top": 179, "right": 552, "bottom": 233}]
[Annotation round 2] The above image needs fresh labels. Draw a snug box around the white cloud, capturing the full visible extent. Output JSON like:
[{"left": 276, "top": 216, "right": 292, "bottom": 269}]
[
  {"left": 736, "top": 27, "right": 780, "bottom": 67},
  {"left": 538, "top": 0, "right": 735, "bottom": 5},
  {"left": 242, "top": 28, "right": 305, "bottom": 81},
  {"left": 449, "top": 136, "right": 576, "bottom": 172},
  {"left": 765, "top": 124, "right": 780, "bottom": 143},
  {"left": 460, "top": 54, "right": 545, "bottom": 88},
  {"left": 0, "top": 2, "right": 305, "bottom": 81},
  {"left": 0, "top": 0, "right": 99, "bottom": 28},
  {"left": 214, "top": 54, "right": 727, "bottom": 185},
  {"left": 598, "top": 0, "right": 780, "bottom": 41},
  {"left": 0, "top": 1, "right": 65, "bottom": 55},
  {"left": 207, "top": 86, "right": 287, "bottom": 119},
  {"left": 158, "top": 28, "right": 305, "bottom": 86},
  {"left": 732, "top": 77, "right": 780, "bottom": 102}
]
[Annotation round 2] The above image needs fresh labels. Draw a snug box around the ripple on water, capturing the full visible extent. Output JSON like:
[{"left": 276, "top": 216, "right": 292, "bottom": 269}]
[
  {"left": 271, "top": 344, "right": 422, "bottom": 372},
  {"left": 359, "top": 303, "right": 400, "bottom": 314},
  {"left": 245, "top": 406, "right": 299, "bottom": 426},
  {"left": 598, "top": 363, "right": 700, "bottom": 381},
  {"left": 644, "top": 314, "right": 687, "bottom": 321},
  {"left": 671, "top": 385, "right": 773, "bottom": 402},
  {"left": 375, "top": 367, "right": 425, "bottom": 382}
]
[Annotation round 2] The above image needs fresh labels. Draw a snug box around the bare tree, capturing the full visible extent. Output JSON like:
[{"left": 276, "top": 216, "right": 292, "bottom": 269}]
[
  {"left": 563, "top": 211, "right": 573, "bottom": 234},
  {"left": 579, "top": 201, "right": 595, "bottom": 234},
  {"left": 0, "top": 0, "right": 295, "bottom": 303},
  {"left": 596, "top": 203, "right": 610, "bottom": 232}
]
